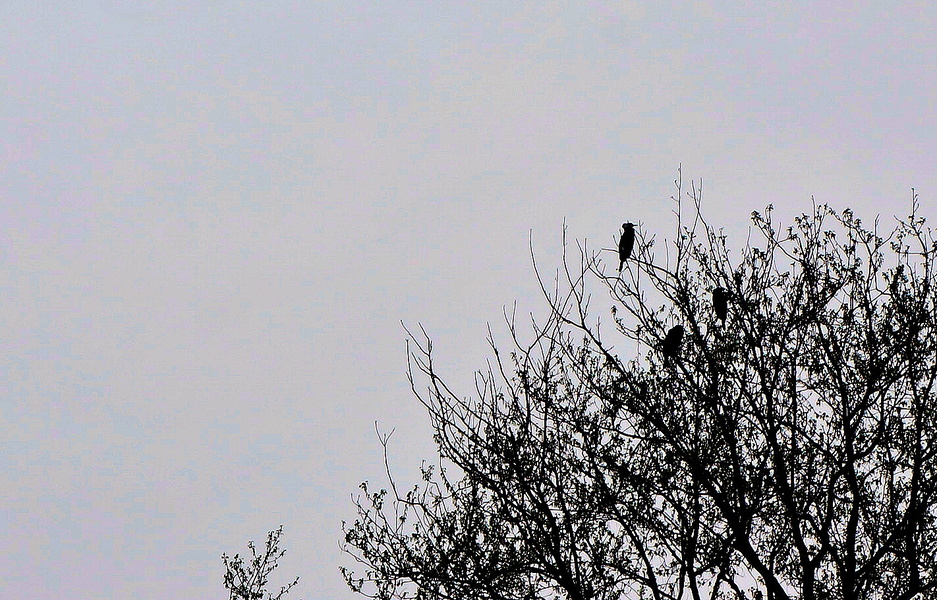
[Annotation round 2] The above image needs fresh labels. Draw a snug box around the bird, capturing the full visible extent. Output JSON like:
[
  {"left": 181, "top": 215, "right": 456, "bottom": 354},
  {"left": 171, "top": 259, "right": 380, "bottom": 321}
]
[
  {"left": 661, "top": 325, "right": 684, "bottom": 359},
  {"left": 618, "top": 222, "right": 635, "bottom": 272},
  {"left": 890, "top": 264, "right": 904, "bottom": 295},
  {"left": 712, "top": 287, "right": 729, "bottom": 323}
]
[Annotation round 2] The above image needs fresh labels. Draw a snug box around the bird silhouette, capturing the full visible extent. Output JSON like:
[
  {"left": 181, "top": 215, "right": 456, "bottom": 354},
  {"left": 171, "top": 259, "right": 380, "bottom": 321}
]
[
  {"left": 618, "top": 222, "right": 635, "bottom": 272},
  {"left": 890, "top": 264, "right": 904, "bottom": 295},
  {"left": 712, "top": 287, "right": 729, "bottom": 323},
  {"left": 661, "top": 325, "right": 684, "bottom": 359}
]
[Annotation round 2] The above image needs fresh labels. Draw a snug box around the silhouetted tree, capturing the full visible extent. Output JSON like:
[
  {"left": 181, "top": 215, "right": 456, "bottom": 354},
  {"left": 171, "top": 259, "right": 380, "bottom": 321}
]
[
  {"left": 223, "top": 526, "right": 299, "bottom": 600},
  {"left": 342, "top": 174, "right": 937, "bottom": 600}
]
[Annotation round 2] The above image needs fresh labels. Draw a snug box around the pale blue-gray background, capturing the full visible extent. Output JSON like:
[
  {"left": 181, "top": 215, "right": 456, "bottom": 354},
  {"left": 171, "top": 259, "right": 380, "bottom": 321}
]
[{"left": 2, "top": 3, "right": 935, "bottom": 598}]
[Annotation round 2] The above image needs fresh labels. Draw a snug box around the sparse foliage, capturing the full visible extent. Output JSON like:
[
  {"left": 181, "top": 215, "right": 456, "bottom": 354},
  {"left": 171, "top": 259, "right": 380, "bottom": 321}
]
[
  {"left": 223, "top": 526, "right": 300, "bottom": 600},
  {"left": 342, "top": 173, "right": 937, "bottom": 600}
]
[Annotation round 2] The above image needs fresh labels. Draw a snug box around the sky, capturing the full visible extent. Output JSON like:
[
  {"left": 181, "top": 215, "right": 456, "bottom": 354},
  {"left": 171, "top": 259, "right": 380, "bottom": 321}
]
[{"left": 2, "top": 2, "right": 936, "bottom": 598}]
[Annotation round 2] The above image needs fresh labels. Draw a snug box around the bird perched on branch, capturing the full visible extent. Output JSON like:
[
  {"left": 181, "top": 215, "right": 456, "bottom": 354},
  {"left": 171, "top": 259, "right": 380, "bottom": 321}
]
[
  {"left": 618, "top": 222, "right": 635, "bottom": 272},
  {"left": 712, "top": 287, "right": 729, "bottom": 324},
  {"left": 661, "top": 325, "right": 684, "bottom": 359},
  {"left": 890, "top": 264, "right": 904, "bottom": 295}
]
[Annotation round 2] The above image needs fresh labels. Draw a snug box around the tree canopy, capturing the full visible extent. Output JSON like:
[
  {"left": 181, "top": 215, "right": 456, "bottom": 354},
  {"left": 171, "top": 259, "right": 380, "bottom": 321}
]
[
  {"left": 223, "top": 526, "right": 299, "bottom": 600},
  {"left": 342, "top": 180, "right": 937, "bottom": 600}
]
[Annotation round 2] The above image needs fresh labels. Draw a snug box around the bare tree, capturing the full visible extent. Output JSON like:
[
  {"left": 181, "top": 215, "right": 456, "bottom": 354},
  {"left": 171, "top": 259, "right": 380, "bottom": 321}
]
[
  {"left": 341, "top": 174, "right": 937, "bottom": 600},
  {"left": 223, "top": 526, "right": 299, "bottom": 600}
]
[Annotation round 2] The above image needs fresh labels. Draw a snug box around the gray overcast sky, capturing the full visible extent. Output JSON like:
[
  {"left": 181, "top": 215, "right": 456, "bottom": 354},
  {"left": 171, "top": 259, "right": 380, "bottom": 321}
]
[{"left": 2, "top": 2, "right": 935, "bottom": 598}]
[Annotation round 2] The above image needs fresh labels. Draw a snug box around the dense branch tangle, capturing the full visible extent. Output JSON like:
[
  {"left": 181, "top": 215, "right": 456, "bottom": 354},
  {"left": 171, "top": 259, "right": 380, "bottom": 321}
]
[{"left": 342, "top": 184, "right": 937, "bottom": 600}]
